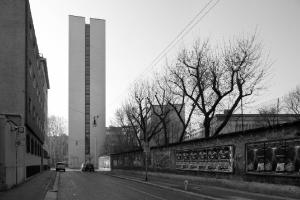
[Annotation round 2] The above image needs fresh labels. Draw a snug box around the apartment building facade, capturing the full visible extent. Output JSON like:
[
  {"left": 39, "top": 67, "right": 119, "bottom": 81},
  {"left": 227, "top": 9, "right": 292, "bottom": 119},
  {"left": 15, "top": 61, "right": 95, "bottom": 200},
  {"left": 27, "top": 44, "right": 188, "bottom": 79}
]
[
  {"left": 68, "top": 16, "right": 106, "bottom": 169},
  {"left": 0, "top": 0, "right": 50, "bottom": 190}
]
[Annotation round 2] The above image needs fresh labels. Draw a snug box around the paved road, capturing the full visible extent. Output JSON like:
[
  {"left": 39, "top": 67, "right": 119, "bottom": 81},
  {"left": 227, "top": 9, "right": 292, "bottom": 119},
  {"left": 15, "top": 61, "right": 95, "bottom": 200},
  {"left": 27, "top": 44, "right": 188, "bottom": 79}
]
[
  {"left": 111, "top": 173, "right": 299, "bottom": 200},
  {"left": 58, "top": 171, "right": 209, "bottom": 200},
  {"left": 58, "top": 171, "right": 298, "bottom": 200}
]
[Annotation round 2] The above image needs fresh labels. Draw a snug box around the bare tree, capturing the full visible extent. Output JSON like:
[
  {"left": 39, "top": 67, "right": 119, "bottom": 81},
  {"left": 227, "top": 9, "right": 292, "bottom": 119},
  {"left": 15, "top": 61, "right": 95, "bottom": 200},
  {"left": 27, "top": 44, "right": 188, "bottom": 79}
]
[
  {"left": 167, "top": 34, "right": 268, "bottom": 138},
  {"left": 146, "top": 79, "right": 173, "bottom": 146},
  {"left": 110, "top": 106, "right": 142, "bottom": 151},
  {"left": 159, "top": 72, "right": 196, "bottom": 142},
  {"left": 284, "top": 86, "right": 300, "bottom": 119},
  {"left": 124, "top": 81, "right": 164, "bottom": 147},
  {"left": 45, "top": 115, "right": 68, "bottom": 166},
  {"left": 257, "top": 105, "right": 280, "bottom": 127}
]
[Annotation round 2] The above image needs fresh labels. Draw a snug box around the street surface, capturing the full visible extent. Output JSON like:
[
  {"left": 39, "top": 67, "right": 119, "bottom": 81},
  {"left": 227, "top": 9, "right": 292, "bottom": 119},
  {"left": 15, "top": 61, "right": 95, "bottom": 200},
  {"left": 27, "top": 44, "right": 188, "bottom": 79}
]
[
  {"left": 58, "top": 171, "right": 201, "bottom": 200},
  {"left": 58, "top": 170, "right": 297, "bottom": 200},
  {"left": 0, "top": 171, "right": 55, "bottom": 200}
]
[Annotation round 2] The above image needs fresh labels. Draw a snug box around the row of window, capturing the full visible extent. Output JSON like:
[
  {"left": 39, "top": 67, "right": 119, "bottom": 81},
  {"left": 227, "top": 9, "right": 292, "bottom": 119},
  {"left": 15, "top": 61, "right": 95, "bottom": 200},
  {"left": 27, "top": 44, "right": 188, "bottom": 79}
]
[
  {"left": 26, "top": 134, "right": 43, "bottom": 157},
  {"left": 28, "top": 59, "right": 47, "bottom": 106},
  {"left": 28, "top": 97, "right": 45, "bottom": 133}
]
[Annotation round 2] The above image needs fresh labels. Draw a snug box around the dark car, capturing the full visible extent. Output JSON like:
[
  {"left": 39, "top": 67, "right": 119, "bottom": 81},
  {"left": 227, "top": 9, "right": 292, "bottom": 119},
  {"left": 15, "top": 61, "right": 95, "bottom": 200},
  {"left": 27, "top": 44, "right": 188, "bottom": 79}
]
[
  {"left": 56, "top": 162, "right": 66, "bottom": 172},
  {"left": 81, "top": 163, "right": 95, "bottom": 172}
]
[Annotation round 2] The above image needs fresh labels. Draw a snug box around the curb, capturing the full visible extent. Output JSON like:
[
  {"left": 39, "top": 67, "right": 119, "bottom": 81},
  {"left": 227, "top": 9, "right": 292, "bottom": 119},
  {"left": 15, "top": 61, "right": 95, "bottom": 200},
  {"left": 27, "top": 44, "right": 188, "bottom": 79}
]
[{"left": 44, "top": 172, "right": 59, "bottom": 200}]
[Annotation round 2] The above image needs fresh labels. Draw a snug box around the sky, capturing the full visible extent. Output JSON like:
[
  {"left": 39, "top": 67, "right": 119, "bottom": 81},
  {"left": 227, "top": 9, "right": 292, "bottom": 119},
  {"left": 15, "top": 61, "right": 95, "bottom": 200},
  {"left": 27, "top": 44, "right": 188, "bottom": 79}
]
[{"left": 29, "top": 0, "right": 300, "bottom": 127}]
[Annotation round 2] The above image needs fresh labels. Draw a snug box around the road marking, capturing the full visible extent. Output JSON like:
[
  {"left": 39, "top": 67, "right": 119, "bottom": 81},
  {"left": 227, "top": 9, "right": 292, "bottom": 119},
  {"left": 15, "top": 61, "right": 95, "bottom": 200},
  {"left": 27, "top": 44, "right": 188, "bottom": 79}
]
[{"left": 124, "top": 184, "right": 169, "bottom": 200}]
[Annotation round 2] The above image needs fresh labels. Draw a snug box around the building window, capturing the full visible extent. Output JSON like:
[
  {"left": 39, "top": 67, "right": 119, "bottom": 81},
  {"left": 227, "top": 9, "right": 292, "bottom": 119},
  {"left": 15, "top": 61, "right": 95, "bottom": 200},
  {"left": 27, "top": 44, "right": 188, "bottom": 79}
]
[
  {"left": 40, "top": 145, "right": 42, "bottom": 157},
  {"left": 31, "top": 138, "right": 34, "bottom": 154},
  {"left": 35, "top": 141, "right": 37, "bottom": 155},
  {"left": 38, "top": 144, "right": 40, "bottom": 157},
  {"left": 26, "top": 134, "right": 30, "bottom": 153}
]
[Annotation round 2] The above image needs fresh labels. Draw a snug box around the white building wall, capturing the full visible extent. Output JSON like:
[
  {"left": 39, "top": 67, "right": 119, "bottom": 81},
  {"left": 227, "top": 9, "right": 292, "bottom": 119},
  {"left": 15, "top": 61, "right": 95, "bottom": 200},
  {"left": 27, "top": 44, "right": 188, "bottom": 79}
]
[
  {"left": 0, "top": 115, "right": 26, "bottom": 189},
  {"left": 90, "top": 19, "right": 106, "bottom": 168},
  {"left": 68, "top": 16, "right": 86, "bottom": 168}
]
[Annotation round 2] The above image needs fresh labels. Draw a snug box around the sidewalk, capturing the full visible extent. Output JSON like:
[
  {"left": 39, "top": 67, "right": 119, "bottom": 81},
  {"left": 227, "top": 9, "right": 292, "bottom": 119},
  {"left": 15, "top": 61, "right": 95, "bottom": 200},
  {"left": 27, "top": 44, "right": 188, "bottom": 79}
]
[
  {"left": 0, "top": 170, "right": 56, "bottom": 200},
  {"left": 107, "top": 169, "right": 300, "bottom": 200}
]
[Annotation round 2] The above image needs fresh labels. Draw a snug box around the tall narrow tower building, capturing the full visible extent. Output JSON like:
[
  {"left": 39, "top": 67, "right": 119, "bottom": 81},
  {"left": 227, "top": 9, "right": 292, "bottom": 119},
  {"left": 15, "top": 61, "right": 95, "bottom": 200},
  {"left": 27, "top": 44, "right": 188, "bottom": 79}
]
[{"left": 68, "top": 16, "right": 106, "bottom": 168}]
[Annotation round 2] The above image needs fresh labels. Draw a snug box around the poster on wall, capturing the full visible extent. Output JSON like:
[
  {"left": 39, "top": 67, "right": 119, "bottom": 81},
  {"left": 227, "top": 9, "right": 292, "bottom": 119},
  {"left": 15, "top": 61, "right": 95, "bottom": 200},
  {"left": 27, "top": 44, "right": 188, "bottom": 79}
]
[
  {"left": 175, "top": 145, "right": 234, "bottom": 173},
  {"left": 246, "top": 138, "right": 300, "bottom": 176}
]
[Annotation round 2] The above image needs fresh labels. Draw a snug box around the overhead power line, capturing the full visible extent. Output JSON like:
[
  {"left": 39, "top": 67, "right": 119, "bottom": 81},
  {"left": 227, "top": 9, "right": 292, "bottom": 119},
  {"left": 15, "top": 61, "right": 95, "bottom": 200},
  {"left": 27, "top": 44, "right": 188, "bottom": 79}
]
[
  {"left": 107, "top": 0, "right": 220, "bottom": 109},
  {"left": 147, "top": 0, "right": 217, "bottom": 71}
]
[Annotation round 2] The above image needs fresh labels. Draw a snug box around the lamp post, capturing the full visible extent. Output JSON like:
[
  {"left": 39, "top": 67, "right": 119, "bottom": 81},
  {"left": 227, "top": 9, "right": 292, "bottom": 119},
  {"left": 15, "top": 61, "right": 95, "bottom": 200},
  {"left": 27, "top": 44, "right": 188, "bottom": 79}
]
[
  {"left": 145, "top": 143, "right": 149, "bottom": 182},
  {"left": 7, "top": 117, "right": 23, "bottom": 185},
  {"left": 92, "top": 115, "right": 99, "bottom": 167},
  {"left": 144, "top": 130, "right": 149, "bottom": 182}
]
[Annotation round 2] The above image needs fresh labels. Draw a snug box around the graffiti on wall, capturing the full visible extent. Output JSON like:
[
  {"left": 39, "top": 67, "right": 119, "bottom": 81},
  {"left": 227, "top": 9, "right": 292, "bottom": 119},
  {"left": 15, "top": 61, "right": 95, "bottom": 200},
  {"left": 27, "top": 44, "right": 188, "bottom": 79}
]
[
  {"left": 151, "top": 151, "right": 171, "bottom": 169},
  {"left": 175, "top": 145, "right": 234, "bottom": 173},
  {"left": 111, "top": 152, "right": 144, "bottom": 168},
  {"left": 246, "top": 138, "right": 300, "bottom": 175}
]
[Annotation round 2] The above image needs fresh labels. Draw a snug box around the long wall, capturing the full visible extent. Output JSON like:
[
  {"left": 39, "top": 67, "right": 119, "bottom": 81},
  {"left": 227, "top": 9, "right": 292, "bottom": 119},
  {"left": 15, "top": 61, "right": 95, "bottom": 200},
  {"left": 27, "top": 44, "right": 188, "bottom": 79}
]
[{"left": 111, "top": 121, "right": 300, "bottom": 186}]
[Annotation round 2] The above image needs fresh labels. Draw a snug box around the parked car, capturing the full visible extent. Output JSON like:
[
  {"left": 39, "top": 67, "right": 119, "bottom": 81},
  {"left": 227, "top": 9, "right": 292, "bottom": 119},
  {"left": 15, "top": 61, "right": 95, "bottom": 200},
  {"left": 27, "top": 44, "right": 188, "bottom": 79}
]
[
  {"left": 56, "top": 162, "right": 66, "bottom": 172},
  {"left": 81, "top": 162, "right": 95, "bottom": 172}
]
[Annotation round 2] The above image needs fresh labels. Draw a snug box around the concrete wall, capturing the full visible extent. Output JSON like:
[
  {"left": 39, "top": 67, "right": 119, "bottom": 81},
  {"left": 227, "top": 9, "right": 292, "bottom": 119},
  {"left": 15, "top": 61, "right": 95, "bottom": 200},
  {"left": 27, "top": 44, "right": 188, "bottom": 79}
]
[
  {"left": 111, "top": 121, "right": 300, "bottom": 186},
  {"left": 90, "top": 18, "right": 106, "bottom": 167},
  {"left": 68, "top": 15, "right": 86, "bottom": 168},
  {"left": 0, "top": 116, "right": 27, "bottom": 190},
  {"left": 0, "top": 0, "right": 49, "bottom": 190},
  {"left": 0, "top": 0, "right": 26, "bottom": 117}
]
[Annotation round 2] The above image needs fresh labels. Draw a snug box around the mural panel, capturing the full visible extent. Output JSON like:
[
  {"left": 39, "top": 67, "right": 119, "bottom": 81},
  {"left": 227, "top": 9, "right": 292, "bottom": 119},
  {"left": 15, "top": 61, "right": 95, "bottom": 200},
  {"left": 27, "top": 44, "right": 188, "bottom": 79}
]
[
  {"left": 246, "top": 138, "right": 300, "bottom": 176},
  {"left": 175, "top": 145, "right": 234, "bottom": 173}
]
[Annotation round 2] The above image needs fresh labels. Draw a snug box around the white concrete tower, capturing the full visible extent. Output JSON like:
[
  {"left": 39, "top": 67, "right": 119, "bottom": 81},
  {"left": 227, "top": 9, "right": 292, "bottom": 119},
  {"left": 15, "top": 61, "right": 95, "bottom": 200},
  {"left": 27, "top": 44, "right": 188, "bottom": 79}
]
[{"left": 68, "top": 16, "right": 105, "bottom": 168}]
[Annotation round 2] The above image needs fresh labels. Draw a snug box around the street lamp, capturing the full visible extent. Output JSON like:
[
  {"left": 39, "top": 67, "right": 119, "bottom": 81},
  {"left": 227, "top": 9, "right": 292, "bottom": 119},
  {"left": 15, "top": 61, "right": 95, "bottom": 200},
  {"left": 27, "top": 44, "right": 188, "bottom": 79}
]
[
  {"left": 7, "top": 117, "right": 23, "bottom": 185},
  {"left": 144, "top": 130, "right": 150, "bottom": 182},
  {"left": 92, "top": 115, "right": 99, "bottom": 167}
]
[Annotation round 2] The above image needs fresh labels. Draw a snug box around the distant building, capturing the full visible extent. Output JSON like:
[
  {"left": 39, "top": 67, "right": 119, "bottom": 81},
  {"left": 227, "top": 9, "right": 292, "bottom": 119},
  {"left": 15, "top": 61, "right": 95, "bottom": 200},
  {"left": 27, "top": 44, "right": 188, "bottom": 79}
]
[
  {"left": 68, "top": 16, "right": 106, "bottom": 168},
  {"left": 183, "top": 129, "right": 203, "bottom": 141},
  {"left": 0, "top": 0, "right": 50, "bottom": 190},
  {"left": 104, "top": 126, "right": 123, "bottom": 154},
  {"left": 104, "top": 126, "right": 140, "bottom": 154},
  {"left": 211, "top": 111, "right": 299, "bottom": 135},
  {"left": 183, "top": 111, "right": 299, "bottom": 140},
  {"left": 149, "top": 104, "right": 185, "bottom": 146}
]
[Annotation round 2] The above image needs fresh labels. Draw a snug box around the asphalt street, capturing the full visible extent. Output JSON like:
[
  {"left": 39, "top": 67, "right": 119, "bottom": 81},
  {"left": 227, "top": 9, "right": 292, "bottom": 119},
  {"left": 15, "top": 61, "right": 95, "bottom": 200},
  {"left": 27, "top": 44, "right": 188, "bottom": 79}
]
[
  {"left": 57, "top": 171, "right": 298, "bottom": 200},
  {"left": 58, "top": 171, "right": 208, "bottom": 200}
]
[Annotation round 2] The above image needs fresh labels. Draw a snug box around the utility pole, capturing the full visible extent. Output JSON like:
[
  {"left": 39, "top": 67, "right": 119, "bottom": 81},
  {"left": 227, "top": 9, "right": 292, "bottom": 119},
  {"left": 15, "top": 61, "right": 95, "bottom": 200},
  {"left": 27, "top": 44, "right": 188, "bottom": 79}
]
[
  {"left": 241, "top": 96, "right": 244, "bottom": 132},
  {"left": 277, "top": 98, "right": 280, "bottom": 125},
  {"left": 144, "top": 131, "right": 149, "bottom": 182}
]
